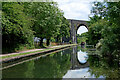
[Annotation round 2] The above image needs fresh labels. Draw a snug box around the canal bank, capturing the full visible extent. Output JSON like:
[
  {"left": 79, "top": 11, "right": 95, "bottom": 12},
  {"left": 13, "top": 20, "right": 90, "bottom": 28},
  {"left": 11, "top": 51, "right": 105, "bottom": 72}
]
[{"left": 1, "top": 44, "right": 77, "bottom": 64}]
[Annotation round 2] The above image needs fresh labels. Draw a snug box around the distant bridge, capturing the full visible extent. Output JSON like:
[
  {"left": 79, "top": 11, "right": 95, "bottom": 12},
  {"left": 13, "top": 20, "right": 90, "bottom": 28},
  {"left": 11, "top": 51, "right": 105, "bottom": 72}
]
[{"left": 67, "top": 19, "right": 89, "bottom": 44}]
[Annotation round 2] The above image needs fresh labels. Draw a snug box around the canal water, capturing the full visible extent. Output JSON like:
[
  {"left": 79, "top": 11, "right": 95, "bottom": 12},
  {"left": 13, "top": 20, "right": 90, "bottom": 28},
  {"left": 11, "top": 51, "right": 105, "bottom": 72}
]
[{"left": 2, "top": 46, "right": 119, "bottom": 79}]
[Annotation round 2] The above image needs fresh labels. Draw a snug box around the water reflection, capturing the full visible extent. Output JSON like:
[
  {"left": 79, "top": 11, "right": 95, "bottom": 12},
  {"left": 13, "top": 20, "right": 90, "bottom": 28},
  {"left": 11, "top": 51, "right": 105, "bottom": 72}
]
[
  {"left": 2, "top": 46, "right": 119, "bottom": 79},
  {"left": 63, "top": 68, "right": 104, "bottom": 78},
  {"left": 63, "top": 46, "right": 119, "bottom": 79},
  {"left": 64, "top": 46, "right": 104, "bottom": 78},
  {"left": 88, "top": 55, "right": 119, "bottom": 79},
  {"left": 77, "top": 50, "right": 88, "bottom": 64},
  {"left": 2, "top": 49, "right": 72, "bottom": 78},
  {"left": 70, "top": 46, "right": 89, "bottom": 70}
]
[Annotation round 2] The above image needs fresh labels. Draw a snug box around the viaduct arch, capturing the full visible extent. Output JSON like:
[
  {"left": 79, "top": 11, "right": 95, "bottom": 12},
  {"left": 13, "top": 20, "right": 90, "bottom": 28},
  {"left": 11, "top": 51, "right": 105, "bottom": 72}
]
[
  {"left": 67, "top": 19, "right": 89, "bottom": 44},
  {"left": 71, "top": 46, "right": 89, "bottom": 70}
]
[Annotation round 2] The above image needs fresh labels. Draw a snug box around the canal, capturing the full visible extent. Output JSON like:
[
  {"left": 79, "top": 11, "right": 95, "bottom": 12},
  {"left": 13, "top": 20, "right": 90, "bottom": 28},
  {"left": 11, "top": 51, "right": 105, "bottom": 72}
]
[{"left": 2, "top": 45, "right": 119, "bottom": 79}]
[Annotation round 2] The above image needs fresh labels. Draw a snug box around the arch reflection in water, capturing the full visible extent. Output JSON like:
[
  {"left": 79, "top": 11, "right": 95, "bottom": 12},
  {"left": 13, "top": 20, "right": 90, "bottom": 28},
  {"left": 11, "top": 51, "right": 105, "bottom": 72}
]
[
  {"left": 64, "top": 46, "right": 105, "bottom": 78},
  {"left": 77, "top": 50, "right": 88, "bottom": 64},
  {"left": 70, "top": 46, "right": 89, "bottom": 70}
]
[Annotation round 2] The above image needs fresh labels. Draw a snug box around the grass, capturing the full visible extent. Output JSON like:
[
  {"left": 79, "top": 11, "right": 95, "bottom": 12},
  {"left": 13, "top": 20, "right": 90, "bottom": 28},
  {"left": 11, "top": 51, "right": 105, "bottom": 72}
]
[
  {"left": 2, "top": 44, "right": 77, "bottom": 59},
  {"left": 2, "top": 48, "right": 52, "bottom": 59}
]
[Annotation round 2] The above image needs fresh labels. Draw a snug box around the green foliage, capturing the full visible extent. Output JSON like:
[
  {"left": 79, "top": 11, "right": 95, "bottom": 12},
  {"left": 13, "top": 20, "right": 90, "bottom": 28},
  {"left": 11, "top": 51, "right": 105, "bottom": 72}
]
[
  {"left": 88, "top": 1, "right": 120, "bottom": 56},
  {"left": 88, "top": 19, "right": 108, "bottom": 45},
  {"left": 2, "top": 2, "right": 34, "bottom": 53},
  {"left": 2, "top": 2, "right": 70, "bottom": 53},
  {"left": 77, "top": 33, "right": 88, "bottom": 44},
  {"left": 30, "top": 2, "right": 62, "bottom": 38},
  {"left": 50, "top": 37, "right": 56, "bottom": 42},
  {"left": 88, "top": 55, "right": 119, "bottom": 78},
  {"left": 56, "top": 17, "right": 70, "bottom": 42},
  {"left": 29, "top": 2, "right": 70, "bottom": 45},
  {"left": 60, "top": 18, "right": 70, "bottom": 37},
  {"left": 91, "top": 2, "right": 107, "bottom": 18}
]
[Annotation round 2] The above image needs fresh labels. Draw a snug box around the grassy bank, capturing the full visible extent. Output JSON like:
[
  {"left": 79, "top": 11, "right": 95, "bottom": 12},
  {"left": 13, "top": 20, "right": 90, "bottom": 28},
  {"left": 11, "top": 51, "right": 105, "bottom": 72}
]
[{"left": 1, "top": 44, "right": 77, "bottom": 60}]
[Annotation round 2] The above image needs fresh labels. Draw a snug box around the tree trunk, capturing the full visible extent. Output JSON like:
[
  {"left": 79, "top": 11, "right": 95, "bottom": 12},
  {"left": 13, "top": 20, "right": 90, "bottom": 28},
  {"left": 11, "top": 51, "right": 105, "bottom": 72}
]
[
  {"left": 47, "top": 38, "right": 50, "bottom": 46},
  {"left": 56, "top": 36, "right": 59, "bottom": 42},
  {"left": 40, "top": 38, "right": 43, "bottom": 47}
]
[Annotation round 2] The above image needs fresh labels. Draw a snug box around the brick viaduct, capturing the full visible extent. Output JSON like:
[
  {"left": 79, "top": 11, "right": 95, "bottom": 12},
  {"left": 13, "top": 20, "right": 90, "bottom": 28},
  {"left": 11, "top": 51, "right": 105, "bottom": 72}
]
[{"left": 67, "top": 19, "right": 89, "bottom": 44}]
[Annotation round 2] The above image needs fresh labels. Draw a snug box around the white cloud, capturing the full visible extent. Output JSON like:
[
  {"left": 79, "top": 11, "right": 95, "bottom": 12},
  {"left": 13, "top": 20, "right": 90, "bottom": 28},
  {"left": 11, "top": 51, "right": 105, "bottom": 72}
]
[
  {"left": 53, "top": 0, "right": 104, "bottom": 20},
  {"left": 54, "top": 0, "right": 92, "bottom": 20}
]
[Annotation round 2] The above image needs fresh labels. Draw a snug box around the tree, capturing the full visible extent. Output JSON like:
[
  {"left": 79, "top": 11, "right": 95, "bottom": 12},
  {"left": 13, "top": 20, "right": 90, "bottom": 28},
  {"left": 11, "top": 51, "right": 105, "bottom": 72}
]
[
  {"left": 30, "top": 2, "right": 64, "bottom": 46},
  {"left": 2, "top": 2, "right": 34, "bottom": 53},
  {"left": 30, "top": 2, "right": 70, "bottom": 46},
  {"left": 88, "top": 1, "right": 120, "bottom": 56},
  {"left": 99, "top": 2, "right": 120, "bottom": 55},
  {"left": 88, "top": 19, "right": 108, "bottom": 45},
  {"left": 55, "top": 17, "right": 70, "bottom": 43}
]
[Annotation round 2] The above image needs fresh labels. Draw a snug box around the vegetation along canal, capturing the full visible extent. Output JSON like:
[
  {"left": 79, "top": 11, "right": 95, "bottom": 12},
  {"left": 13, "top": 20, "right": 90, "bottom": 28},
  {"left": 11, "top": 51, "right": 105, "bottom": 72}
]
[{"left": 2, "top": 45, "right": 119, "bottom": 79}]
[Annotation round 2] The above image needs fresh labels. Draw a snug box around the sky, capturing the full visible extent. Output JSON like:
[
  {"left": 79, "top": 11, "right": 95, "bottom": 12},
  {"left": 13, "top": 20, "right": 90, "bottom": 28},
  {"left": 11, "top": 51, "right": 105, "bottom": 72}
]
[
  {"left": 63, "top": 67, "right": 105, "bottom": 78},
  {"left": 77, "top": 50, "right": 88, "bottom": 63},
  {"left": 53, "top": 0, "right": 103, "bottom": 35},
  {"left": 53, "top": 0, "right": 103, "bottom": 21},
  {"left": 77, "top": 26, "right": 88, "bottom": 35}
]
